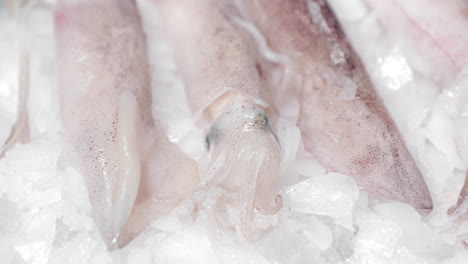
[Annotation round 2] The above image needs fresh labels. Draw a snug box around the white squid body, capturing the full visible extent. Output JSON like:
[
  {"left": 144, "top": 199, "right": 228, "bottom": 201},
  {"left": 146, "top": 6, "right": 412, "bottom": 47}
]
[
  {"left": 55, "top": 0, "right": 198, "bottom": 247},
  {"left": 239, "top": 0, "right": 433, "bottom": 210},
  {"left": 137, "top": 0, "right": 282, "bottom": 240}
]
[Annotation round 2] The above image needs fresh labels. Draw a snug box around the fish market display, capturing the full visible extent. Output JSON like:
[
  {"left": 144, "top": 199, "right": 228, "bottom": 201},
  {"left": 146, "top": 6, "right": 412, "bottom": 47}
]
[{"left": 1, "top": 0, "right": 468, "bottom": 263}]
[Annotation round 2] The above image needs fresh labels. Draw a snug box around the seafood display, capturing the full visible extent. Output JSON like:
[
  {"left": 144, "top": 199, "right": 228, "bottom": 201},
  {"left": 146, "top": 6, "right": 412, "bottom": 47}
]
[{"left": 1, "top": 0, "right": 468, "bottom": 262}]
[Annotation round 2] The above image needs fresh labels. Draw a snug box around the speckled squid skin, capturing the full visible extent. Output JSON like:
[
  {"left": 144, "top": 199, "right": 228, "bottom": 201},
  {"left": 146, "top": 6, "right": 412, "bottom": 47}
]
[
  {"left": 240, "top": 0, "right": 433, "bottom": 210},
  {"left": 147, "top": 0, "right": 273, "bottom": 124},
  {"left": 55, "top": 0, "right": 199, "bottom": 247},
  {"left": 55, "top": 0, "right": 152, "bottom": 246}
]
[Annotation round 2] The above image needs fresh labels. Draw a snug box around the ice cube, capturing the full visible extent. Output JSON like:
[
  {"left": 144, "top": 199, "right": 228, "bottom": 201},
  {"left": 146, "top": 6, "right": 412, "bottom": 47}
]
[
  {"left": 152, "top": 229, "right": 217, "bottom": 264},
  {"left": 286, "top": 172, "right": 359, "bottom": 229},
  {"left": 375, "top": 203, "right": 436, "bottom": 251},
  {"left": 301, "top": 217, "right": 333, "bottom": 251},
  {"left": 353, "top": 216, "right": 402, "bottom": 259}
]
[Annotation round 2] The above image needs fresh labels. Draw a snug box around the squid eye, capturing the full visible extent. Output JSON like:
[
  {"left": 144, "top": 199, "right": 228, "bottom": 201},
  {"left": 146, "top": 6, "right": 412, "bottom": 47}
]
[
  {"left": 262, "top": 115, "right": 270, "bottom": 129},
  {"left": 205, "top": 125, "right": 221, "bottom": 150},
  {"left": 251, "top": 112, "right": 280, "bottom": 147},
  {"left": 205, "top": 134, "right": 211, "bottom": 150}
]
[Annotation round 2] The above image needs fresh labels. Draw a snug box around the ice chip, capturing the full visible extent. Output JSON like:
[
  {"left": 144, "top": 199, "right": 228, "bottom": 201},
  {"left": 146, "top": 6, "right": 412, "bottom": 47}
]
[
  {"left": 425, "top": 106, "right": 462, "bottom": 169},
  {"left": 353, "top": 217, "right": 402, "bottom": 259},
  {"left": 256, "top": 220, "right": 322, "bottom": 264},
  {"left": 153, "top": 229, "right": 217, "bottom": 264},
  {"left": 375, "top": 203, "right": 436, "bottom": 251},
  {"left": 302, "top": 217, "right": 333, "bottom": 251},
  {"left": 286, "top": 172, "right": 359, "bottom": 228}
]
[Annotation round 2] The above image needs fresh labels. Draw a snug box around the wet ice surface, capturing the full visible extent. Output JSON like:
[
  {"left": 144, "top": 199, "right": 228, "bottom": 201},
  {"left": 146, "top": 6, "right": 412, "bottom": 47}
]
[{"left": 1, "top": 2, "right": 468, "bottom": 264}]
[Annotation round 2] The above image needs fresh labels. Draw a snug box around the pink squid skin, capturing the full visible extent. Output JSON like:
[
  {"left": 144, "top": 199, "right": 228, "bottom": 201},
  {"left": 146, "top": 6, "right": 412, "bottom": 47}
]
[
  {"left": 241, "top": 0, "right": 433, "bottom": 210},
  {"left": 55, "top": 0, "right": 198, "bottom": 248},
  {"left": 137, "top": 0, "right": 282, "bottom": 240}
]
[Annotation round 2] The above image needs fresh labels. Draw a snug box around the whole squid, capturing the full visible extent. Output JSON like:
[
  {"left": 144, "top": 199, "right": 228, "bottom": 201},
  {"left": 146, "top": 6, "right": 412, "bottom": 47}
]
[
  {"left": 238, "top": 0, "right": 433, "bottom": 210},
  {"left": 137, "top": 0, "right": 282, "bottom": 240},
  {"left": 55, "top": 0, "right": 198, "bottom": 248}
]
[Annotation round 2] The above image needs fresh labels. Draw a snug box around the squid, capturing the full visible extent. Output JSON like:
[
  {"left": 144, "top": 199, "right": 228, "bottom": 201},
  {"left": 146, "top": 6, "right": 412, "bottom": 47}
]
[
  {"left": 238, "top": 0, "right": 433, "bottom": 210},
  {"left": 55, "top": 0, "right": 198, "bottom": 248},
  {"left": 137, "top": 0, "right": 282, "bottom": 240}
]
